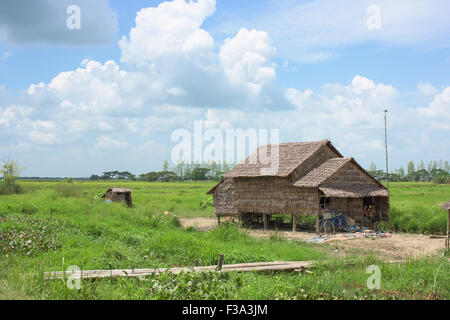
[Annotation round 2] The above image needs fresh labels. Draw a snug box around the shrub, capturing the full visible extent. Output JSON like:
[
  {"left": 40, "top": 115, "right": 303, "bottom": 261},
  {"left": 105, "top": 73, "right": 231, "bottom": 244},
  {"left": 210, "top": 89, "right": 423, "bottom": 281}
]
[
  {"left": 0, "top": 183, "right": 24, "bottom": 195},
  {"left": 432, "top": 174, "right": 450, "bottom": 184},
  {"left": 54, "top": 183, "right": 83, "bottom": 198}
]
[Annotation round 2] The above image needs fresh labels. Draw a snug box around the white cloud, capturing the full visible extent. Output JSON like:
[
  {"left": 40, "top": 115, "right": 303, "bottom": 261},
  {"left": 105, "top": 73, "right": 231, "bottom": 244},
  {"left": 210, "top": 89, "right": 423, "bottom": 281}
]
[
  {"left": 416, "top": 87, "right": 450, "bottom": 130},
  {"left": 119, "top": 0, "right": 216, "bottom": 65},
  {"left": 418, "top": 82, "right": 438, "bottom": 96},
  {"left": 29, "top": 131, "right": 59, "bottom": 145},
  {"left": 219, "top": 28, "right": 277, "bottom": 95},
  {"left": 285, "top": 88, "right": 313, "bottom": 109},
  {"left": 98, "top": 121, "right": 115, "bottom": 131},
  {"left": 95, "top": 136, "right": 129, "bottom": 150}
]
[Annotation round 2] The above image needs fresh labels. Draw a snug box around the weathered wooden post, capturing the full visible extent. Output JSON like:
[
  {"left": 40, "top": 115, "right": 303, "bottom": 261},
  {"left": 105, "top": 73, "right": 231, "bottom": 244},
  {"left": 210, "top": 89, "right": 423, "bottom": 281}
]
[
  {"left": 217, "top": 254, "right": 224, "bottom": 271},
  {"left": 292, "top": 214, "right": 297, "bottom": 232},
  {"left": 217, "top": 216, "right": 221, "bottom": 226},
  {"left": 263, "top": 214, "right": 269, "bottom": 230}
]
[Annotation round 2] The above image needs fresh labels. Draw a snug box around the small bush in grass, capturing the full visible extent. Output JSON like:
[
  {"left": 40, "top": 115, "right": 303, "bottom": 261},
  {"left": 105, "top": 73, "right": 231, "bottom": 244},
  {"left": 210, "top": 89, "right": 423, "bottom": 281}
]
[
  {"left": 208, "top": 222, "right": 248, "bottom": 241},
  {"left": 20, "top": 203, "right": 39, "bottom": 215},
  {"left": 54, "top": 183, "right": 83, "bottom": 198},
  {"left": 0, "top": 183, "right": 24, "bottom": 195}
]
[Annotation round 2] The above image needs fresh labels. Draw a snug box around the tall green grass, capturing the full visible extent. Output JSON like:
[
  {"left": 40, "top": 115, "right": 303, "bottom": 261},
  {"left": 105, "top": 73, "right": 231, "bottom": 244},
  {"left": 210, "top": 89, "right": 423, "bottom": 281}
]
[{"left": 387, "top": 182, "right": 449, "bottom": 234}]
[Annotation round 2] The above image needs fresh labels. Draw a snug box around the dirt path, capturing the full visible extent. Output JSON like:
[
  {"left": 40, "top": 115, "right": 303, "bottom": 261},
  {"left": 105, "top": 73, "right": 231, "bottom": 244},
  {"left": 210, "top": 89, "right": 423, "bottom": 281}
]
[{"left": 179, "top": 217, "right": 447, "bottom": 260}]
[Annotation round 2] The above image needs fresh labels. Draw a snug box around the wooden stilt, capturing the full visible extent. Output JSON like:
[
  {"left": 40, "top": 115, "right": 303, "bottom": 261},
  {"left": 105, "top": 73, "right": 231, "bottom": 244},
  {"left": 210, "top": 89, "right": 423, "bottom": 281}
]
[
  {"left": 263, "top": 214, "right": 269, "bottom": 230},
  {"left": 292, "top": 214, "right": 297, "bottom": 232},
  {"left": 217, "top": 216, "right": 221, "bottom": 226}
]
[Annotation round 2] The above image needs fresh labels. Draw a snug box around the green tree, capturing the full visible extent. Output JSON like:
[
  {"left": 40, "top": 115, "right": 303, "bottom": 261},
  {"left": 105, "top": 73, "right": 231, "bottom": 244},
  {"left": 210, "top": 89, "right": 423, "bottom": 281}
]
[
  {"left": 407, "top": 161, "right": 415, "bottom": 177},
  {"left": 1, "top": 159, "right": 25, "bottom": 193},
  {"left": 417, "top": 160, "right": 425, "bottom": 171},
  {"left": 398, "top": 166, "right": 405, "bottom": 180},
  {"left": 162, "top": 160, "right": 169, "bottom": 172},
  {"left": 190, "top": 168, "right": 210, "bottom": 181}
]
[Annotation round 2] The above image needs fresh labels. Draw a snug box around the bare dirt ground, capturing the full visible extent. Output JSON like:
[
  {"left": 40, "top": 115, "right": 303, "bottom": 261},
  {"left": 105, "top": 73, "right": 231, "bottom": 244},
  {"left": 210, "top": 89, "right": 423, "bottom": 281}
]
[{"left": 179, "top": 217, "right": 447, "bottom": 260}]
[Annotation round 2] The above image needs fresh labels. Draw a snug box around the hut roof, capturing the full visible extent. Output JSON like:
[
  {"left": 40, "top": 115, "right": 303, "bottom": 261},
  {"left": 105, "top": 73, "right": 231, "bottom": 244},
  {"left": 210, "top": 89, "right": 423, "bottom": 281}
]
[
  {"left": 207, "top": 179, "right": 223, "bottom": 194},
  {"left": 319, "top": 185, "right": 389, "bottom": 198},
  {"left": 438, "top": 201, "right": 450, "bottom": 210},
  {"left": 225, "top": 140, "right": 341, "bottom": 178},
  {"left": 107, "top": 188, "right": 132, "bottom": 193},
  {"left": 293, "top": 157, "right": 388, "bottom": 197},
  {"left": 293, "top": 158, "right": 353, "bottom": 187}
]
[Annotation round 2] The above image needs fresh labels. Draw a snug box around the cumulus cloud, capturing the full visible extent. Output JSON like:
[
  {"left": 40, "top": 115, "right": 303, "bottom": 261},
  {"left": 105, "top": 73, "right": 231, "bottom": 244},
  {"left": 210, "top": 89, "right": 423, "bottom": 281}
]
[
  {"left": 416, "top": 87, "right": 450, "bottom": 130},
  {"left": 0, "top": 0, "right": 118, "bottom": 46},
  {"left": 117, "top": 0, "right": 285, "bottom": 110},
  {"left": 119, "top": 0, "right": 215, "bottom": 64}
]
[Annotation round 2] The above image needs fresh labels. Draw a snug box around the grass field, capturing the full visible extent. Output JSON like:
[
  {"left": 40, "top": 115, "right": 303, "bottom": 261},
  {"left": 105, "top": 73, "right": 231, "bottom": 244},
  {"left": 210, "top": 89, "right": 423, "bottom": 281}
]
[
  {"left": 387, "top": 182, "right": 449, "bottom": 234},
  {"left": 0, "top": 181, "right": 449, "bottom": 299}
]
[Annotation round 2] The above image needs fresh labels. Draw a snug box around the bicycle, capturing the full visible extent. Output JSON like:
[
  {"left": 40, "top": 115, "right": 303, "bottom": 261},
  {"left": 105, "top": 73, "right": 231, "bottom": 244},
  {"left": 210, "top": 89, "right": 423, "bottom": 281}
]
[{"left": 318, "top": 212, "right": 347, "bottom": 234}]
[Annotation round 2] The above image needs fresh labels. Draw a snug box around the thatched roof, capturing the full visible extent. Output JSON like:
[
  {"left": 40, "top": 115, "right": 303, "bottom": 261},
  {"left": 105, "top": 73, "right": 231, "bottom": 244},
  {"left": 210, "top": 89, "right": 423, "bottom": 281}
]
[
  {"left": 438, "top": 201, "right": 450, "bottom": 210},
  {"left": 319, "top": 185, "right": 388, "bottom": 198},
  {"left": 292, "top": 157, "right": 388, "bottom": 197},
  {"left": 225, "top": 140, "right": 341, "bottom": 178},
  {"left": 293, "top": 158, "right": 352, "bottom": 187},
  {"left": 208, "top": 140, "right": 388, "bottom": 199},
  {"left": 207, "top": 179, "right": 223, "bottom": 194},
  {"left": 107, "top": 188, "right": 132, "bottom": 193}
]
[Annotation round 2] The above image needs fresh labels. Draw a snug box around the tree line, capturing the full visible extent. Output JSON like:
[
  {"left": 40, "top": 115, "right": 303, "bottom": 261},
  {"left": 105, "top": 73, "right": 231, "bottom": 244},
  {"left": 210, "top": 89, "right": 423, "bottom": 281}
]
[
  {"left": 90, "top": 160, "right": 237, "bottom": 182},
  {"left": 368, "top": 160, "right": 449, "bottom": 183}
]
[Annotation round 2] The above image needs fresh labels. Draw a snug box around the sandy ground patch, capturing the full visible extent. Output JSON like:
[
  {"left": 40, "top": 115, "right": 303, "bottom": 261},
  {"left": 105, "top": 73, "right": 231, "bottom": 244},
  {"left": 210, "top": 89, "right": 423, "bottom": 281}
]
[
  {"left": 179, "top": 217, "right": 218, "bottom": 231},
  {"left": 179, "top": 217, "right": 447, "bottom": 260}
]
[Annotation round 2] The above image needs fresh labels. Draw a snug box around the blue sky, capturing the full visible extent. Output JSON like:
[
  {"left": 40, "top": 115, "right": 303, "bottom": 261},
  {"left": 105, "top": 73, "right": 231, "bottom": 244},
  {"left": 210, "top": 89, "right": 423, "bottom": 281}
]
[{"left": 0, "top": 0, "right": 449, "bottom": 177}]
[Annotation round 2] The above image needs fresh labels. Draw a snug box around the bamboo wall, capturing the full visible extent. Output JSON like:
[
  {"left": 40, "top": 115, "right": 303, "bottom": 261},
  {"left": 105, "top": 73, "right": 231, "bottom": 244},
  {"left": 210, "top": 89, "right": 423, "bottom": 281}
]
[
  {"left": 327, "top": 197, "right": 389, "bottom": 222},
  {"left": 232, "top": 177, "right": 319, "bottom": 216},
  {"left": 328, "top": 198, "right": 363, "bottom": 221},
  {"left": 213, "top": 178, "right": 238, "bottom": 216}
]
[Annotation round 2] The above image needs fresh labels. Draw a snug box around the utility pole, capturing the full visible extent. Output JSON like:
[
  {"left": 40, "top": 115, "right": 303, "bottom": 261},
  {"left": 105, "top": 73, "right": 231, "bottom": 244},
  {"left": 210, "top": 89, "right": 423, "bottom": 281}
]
[{"left": 384, "top": 110, "right": 389, "bottom": 190}]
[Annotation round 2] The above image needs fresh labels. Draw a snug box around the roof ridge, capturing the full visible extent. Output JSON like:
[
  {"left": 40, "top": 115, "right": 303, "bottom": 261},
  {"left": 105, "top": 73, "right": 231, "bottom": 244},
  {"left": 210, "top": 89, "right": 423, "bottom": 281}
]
[{"left": 225, "top": 140, "right": 339, "bottom": 178}]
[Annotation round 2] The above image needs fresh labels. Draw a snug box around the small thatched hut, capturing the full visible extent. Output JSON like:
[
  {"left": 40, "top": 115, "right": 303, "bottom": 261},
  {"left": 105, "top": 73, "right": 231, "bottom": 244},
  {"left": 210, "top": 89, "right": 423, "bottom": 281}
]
[
  {"left": 207, "top": 140, "right": 389, "bottom": 230},
  {"left": 102, "top": 188, "right": 133, "bottom": 207}
]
